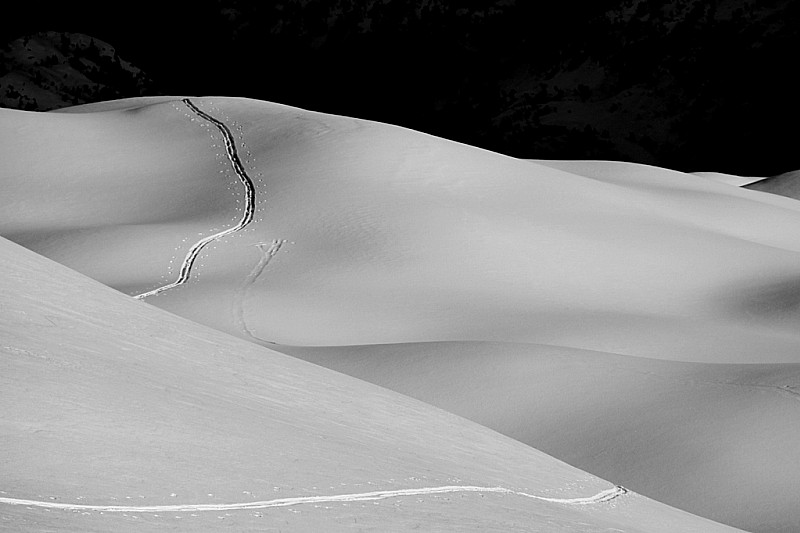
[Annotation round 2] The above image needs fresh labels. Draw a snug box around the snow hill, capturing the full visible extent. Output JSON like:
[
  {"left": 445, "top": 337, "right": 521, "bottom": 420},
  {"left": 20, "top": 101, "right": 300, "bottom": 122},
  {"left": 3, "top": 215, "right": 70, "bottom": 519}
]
[
  {"left": 2, "top": 96, "right": 800, "bottom": 531},
  {"left": 0, "top": 236, "right": 742, "bottom": 532}
]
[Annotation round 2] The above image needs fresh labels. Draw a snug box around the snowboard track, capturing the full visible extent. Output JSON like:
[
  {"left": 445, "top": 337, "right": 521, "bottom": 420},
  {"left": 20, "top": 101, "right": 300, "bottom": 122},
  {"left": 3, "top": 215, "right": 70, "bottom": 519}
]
[
  {"left": 0, "top": 484, "right": 628, "bottom": 513},
  {"left": 133, "top": 98, "right": 257, "bottom": 299}
]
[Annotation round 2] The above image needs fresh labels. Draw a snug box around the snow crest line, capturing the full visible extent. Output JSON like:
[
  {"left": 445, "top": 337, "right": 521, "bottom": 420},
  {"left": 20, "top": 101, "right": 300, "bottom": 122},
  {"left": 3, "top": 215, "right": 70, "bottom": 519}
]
[
  {"left": 133, "top": 98, "right": 257, "bottom": 299},
  {"left": 0, "top": 485, "right": 628, "bottom": 513}
]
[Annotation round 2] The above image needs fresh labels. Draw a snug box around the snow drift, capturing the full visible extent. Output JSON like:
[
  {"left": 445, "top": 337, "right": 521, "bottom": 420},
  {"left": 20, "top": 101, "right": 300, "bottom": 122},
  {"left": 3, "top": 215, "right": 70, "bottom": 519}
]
[
  {"left": 0, "top": 236, "right": 740, "bottom": 532},
  {"left": 2, "top": 96, "right": 800, "bottom": 531}
]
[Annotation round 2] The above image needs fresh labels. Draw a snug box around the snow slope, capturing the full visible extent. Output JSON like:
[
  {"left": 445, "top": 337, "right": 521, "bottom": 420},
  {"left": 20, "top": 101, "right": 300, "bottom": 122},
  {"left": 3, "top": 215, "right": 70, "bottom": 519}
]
[
  {"left": 3, "top": 97, "right": 800, "bottom": 531},
  {"left": 0, "top": 236, "right": 741, "bottom": 532},
  {"left": 686, "top": 169, "right": 800, "bottom": 201},
  {"left": 690, "top": 171, "right": 767, "bottom": 187},
  {"left": 745, "top": 169, "right": 800, "bottom": 201},
  {"left": 4, "top": 98, "right": 800, "bottom": 362},
  {"left": 281, "top": 341, "right": 800, "bottom": 533}
]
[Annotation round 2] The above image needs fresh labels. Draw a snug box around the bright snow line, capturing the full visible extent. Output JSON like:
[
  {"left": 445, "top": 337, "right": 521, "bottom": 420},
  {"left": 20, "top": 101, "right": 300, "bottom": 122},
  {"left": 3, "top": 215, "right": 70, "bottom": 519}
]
[
  {"left": 0, "top": 485, "right": 628, "bottom": 513},
  {"left": 133, "top": 98, "right": 257, "bottom": 299}
]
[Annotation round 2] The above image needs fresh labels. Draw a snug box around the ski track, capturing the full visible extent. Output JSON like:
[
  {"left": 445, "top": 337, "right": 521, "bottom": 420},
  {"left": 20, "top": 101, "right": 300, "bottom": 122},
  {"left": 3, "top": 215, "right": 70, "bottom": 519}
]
[
  {"left": 133, "top": 98, "right": 257, "bottom": 299},
  {"left": 0, "top": 485, "right": 628, "bottom": 514},
  {"left": 234, "top": 239, "right": 286, "bottom": 344}
]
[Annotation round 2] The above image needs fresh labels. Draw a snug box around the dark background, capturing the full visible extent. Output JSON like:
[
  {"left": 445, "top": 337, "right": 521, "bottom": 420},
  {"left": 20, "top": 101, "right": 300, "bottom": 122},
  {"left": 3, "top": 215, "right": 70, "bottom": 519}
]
[{"left": 2, "top": 0, "right": 798, "bottom": 175}]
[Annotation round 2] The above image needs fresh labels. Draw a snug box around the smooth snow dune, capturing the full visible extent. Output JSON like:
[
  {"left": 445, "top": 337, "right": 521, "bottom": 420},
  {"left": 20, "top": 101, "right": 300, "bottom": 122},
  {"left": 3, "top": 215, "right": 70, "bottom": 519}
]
[
  {"left": 690, "top": 171, "right": 767, "bottom": 187},
  {"left": 0, "top": 237, "right": 741, "bottom": 532},
  {"left": 281, "top": 340, "right": 800, "bottom": 533},
  {"left": 0, "top": 98, "right": 242, "bottom": 292},
  {"left": 49, "top": 95, "right": 188, "bottom": 113},
  {"left": 4, "top": 98, "right": 800, "bottom": 362},
  {"left": 745, "top": 169, "right": 800, "bottom": 201}
]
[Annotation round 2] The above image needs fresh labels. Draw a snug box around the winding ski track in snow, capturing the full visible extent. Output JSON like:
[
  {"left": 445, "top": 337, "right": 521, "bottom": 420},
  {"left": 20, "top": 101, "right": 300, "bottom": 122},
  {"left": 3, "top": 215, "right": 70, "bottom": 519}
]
[
  {"left": 133, "top": 98, "right": 257, "bottom": 300},
  {"left": 0, "top": 485, "right": 628, "bottom": 513}
]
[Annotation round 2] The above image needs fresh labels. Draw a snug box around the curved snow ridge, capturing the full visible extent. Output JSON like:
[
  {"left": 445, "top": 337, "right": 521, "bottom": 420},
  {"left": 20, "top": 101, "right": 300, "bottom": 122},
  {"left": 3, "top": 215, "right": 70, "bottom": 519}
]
[
  {"left": 133, "top": 98, "right": 258, "bottom": 300},
  {"left": 0, "top": 485, "right": 628, "bottom": 513}
]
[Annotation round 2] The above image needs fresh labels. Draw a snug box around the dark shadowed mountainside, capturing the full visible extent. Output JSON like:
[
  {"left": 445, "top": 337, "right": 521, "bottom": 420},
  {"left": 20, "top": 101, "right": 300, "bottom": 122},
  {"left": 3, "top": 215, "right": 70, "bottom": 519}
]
[
  {"left": 0, "top": 32, "right": 156, "bottom": 110},
  {"left": 1, "top": 0, "right": 798, "bottom": 174}
]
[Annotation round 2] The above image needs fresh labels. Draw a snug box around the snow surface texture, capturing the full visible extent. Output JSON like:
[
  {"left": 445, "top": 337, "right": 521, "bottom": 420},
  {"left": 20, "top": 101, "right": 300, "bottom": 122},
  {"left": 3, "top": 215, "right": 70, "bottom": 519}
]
[
  {"left": 282, "top": 341, "right": 800, "bottom": 533},
  {"left": 2, "top": 95, "right": 799, "bottom": 531},
  {"left": 9, "top": 97, "right": 800, "bottom": 361},
  {"left": 0, "top": 237, "right": 738, "bottom": 532}
]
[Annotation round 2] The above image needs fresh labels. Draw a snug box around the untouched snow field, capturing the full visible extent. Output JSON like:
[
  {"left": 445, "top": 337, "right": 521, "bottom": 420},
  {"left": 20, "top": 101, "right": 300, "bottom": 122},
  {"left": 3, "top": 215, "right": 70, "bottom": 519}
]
[{"left": 2, "top": 96, "right": 800, "bottom": 531}]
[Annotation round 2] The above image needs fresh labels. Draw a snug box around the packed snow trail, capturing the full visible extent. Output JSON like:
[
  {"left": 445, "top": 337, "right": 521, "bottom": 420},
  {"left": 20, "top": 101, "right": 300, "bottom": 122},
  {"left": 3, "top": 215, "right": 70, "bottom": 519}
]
[
  {"left": 0, "top": 485, "right": 628, "bottom": 513},
  {"left": 133, "top": 98, "right": 257, "bottom": 299}
]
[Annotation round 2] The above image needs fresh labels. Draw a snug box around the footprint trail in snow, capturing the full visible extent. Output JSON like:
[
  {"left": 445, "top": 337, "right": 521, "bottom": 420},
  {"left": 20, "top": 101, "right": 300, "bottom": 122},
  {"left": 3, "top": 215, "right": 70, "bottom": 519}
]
[{"left": 133, "top": 98, "right": 257, "bottom": 299}]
